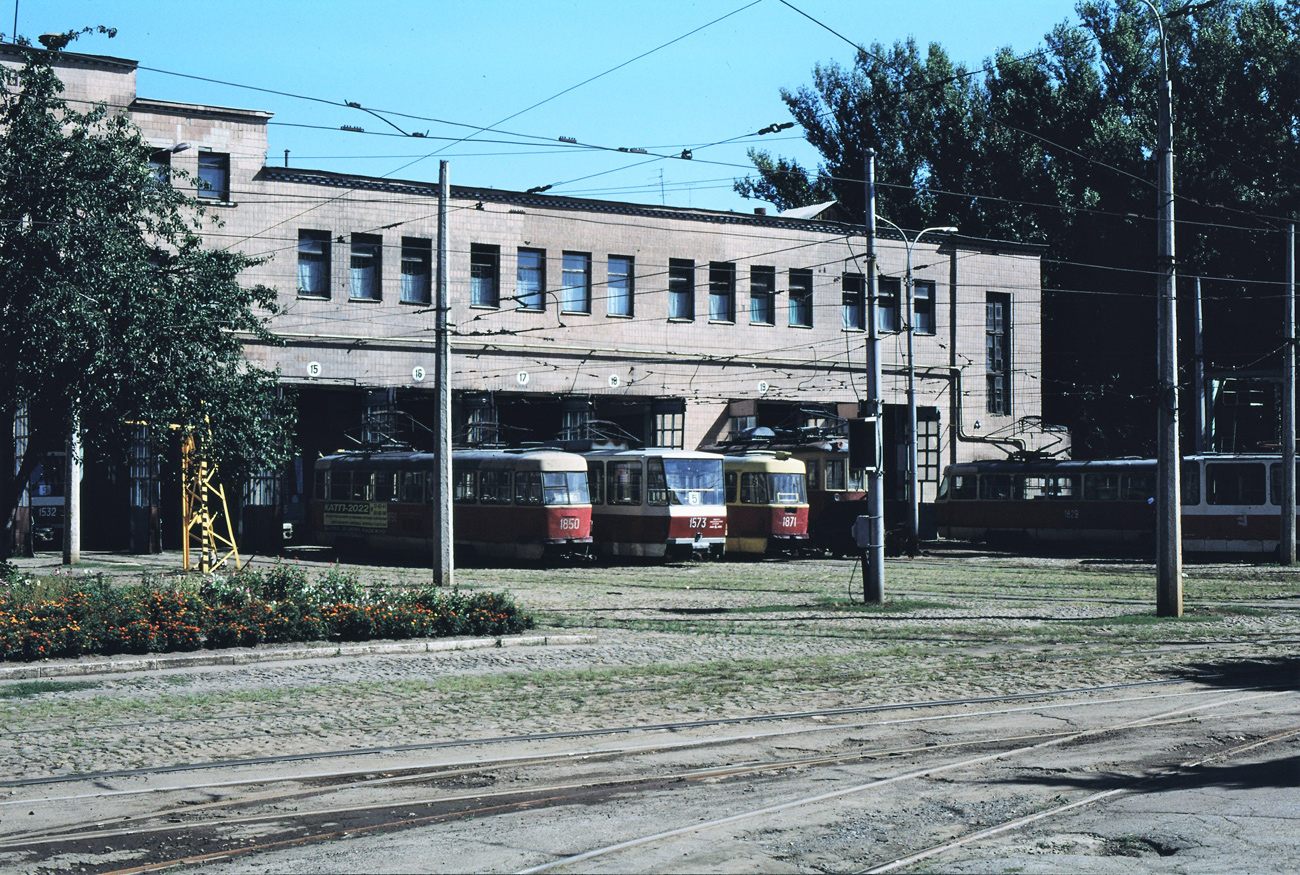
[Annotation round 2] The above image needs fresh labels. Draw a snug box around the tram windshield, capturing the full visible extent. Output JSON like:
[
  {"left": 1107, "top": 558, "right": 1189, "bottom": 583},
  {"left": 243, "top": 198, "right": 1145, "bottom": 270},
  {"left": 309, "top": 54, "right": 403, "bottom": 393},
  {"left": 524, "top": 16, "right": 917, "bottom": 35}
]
[
  {"left": 768, "top": 473, "right": 806, "bottom": 505},
  {"left": 650, "top": 458, "right": 724, "bottom": 507},
  {"left": 542, "top": 471, "right": 591, "bottom": 506}
]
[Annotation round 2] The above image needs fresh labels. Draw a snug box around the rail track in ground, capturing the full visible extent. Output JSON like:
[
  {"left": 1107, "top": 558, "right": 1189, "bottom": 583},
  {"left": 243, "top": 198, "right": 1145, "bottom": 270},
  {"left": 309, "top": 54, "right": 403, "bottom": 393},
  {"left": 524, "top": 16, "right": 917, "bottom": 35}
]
[{"left": 5, "top": 679, "right": 1297, "bottom": 874}]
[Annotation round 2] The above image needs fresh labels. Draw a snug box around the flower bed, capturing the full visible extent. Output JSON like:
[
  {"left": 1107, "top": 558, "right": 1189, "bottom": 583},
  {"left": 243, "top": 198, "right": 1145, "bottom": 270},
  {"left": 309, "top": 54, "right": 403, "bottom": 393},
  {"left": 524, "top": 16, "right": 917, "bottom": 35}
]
[{"left": 0, "top": 562, "right": 533, "bottom": 662}]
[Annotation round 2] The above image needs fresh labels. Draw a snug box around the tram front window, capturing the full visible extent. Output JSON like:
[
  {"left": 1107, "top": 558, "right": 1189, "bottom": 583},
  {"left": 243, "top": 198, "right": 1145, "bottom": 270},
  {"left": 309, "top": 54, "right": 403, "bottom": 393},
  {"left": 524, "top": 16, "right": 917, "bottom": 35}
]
[
  {"left": 661, "top": 458, "right": 724, "bottom": 506},
  {"left": 769, "top": 473, "right": 806, "bottom": 505}
]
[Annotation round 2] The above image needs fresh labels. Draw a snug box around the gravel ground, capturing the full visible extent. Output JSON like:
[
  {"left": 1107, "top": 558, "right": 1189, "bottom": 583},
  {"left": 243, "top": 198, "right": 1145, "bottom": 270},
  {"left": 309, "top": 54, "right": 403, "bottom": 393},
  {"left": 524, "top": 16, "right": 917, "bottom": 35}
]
[{"left": 2, "top": 548, "right": 1299, "bottom": 872}]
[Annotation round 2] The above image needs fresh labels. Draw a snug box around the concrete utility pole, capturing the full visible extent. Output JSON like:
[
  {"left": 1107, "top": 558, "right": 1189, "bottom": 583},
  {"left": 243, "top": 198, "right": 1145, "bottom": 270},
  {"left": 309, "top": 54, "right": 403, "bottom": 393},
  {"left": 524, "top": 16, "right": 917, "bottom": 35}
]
[
  {"left": 863, "top": 150, "right": 884, "bottom": 603},
  {"left": 62, "top": 422, "right": 79, "bottom": 565},
  {"left": 1283, "top": 223, "right": 1296, "bottom": 565},
  {"left": 434, "top": 161, "right": 454, "bottom": 587},
  {"left": 1145, "top": 0, "right": 1182, "bottom": 617}
]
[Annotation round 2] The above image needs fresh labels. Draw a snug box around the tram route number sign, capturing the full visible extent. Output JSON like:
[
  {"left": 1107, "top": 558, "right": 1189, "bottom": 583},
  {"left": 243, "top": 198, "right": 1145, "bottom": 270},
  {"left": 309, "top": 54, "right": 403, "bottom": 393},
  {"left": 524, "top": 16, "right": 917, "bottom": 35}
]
[{"left": 323, "top": 502, "right": 389, "bottom": 531}]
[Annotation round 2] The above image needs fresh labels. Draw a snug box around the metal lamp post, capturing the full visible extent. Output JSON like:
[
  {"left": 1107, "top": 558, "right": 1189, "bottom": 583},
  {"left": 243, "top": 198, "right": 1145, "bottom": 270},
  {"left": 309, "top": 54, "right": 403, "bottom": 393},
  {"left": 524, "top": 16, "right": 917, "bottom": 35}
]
[{"left": 875, "top": 217, "right": 958, "bottom": 557}]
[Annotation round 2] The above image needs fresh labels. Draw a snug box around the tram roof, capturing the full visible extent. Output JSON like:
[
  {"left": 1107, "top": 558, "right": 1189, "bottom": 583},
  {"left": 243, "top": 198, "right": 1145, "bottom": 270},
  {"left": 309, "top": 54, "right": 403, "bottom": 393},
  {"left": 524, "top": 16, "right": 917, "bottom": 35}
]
[{"left": 946, "top": 453, "right": 1289, "bottom": 475}]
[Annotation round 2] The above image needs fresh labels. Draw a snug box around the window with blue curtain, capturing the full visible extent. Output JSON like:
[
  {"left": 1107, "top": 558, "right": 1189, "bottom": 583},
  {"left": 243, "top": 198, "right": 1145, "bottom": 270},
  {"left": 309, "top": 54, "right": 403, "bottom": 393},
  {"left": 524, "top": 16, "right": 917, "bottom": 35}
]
[
  {"left": 350, "top": 233, "right": 382, "bottom": 300},
  {"left": 561, "top": 251, "right": 591, "bottom": 313},
  {"left": 400, "top": 237, "right": 431, "bottom": 304},
  {"left": 607, "top": 255, "right": 633, "bottom": 316},
  {"left": 517, "top": 248, "right": 545, "bottom": 311},
  {"left": 750, "top": 266, "right": 775, "bottom": 325},
  {"left": 297, "top": 230, "right": 330, "bottom": 298},
  {"left": 788, "top": 268, "right": 813, "bottom": 327}
]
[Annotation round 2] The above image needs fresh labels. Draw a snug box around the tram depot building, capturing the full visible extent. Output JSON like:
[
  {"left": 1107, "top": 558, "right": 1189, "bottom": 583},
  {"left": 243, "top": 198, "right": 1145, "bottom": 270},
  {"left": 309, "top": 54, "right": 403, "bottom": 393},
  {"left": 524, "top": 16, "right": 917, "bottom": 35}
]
[{"left": 6, "top": 46, "right": 1066, "bottom": 554}]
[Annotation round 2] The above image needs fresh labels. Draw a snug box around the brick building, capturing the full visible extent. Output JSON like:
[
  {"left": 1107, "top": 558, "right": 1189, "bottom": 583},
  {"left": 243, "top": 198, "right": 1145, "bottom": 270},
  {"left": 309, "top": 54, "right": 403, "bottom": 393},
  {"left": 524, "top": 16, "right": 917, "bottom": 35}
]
[{"left": 6, "top": 46, "right": 1066, "bottom": 552}]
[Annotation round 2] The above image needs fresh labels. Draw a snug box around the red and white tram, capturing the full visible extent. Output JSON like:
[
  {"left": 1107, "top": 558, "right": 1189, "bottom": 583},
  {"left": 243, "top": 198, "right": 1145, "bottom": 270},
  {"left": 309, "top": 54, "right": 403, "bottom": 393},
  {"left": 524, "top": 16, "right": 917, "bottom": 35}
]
[
  {"left": 935, "top": 454, "right": 1300, "bottom": 554},
  {"left": 717, "top": 451, "right": 809, "bottom": 556},
  {"left": 313, "top": 448, "right": 592, "bottom": 561},
  {"left": 582, "top": 448, "right": 726, "bottom": 560}
]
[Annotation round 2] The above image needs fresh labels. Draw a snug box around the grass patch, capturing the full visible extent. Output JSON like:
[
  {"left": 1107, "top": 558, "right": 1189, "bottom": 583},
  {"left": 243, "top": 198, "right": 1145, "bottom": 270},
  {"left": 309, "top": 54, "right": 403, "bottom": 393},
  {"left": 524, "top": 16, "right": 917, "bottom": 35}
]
[
  {"left": 0, "top": 680, "right": 99, "bottom": 698},
  {"left": 1073, "top": 612, "right": 1221, "bottom": 626}
]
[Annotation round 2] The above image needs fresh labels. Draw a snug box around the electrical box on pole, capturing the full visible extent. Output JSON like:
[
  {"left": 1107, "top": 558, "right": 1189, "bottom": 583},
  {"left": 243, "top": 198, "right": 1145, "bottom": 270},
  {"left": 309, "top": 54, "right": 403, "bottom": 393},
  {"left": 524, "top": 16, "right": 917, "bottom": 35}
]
[{"left": 848, "top": 417, "right": 880, "bottom": 473}]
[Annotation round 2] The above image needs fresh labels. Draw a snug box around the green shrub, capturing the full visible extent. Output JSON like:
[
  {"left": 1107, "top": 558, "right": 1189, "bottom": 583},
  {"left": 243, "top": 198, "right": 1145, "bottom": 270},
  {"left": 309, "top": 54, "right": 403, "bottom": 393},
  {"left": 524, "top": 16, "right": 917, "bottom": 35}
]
[{"left": 0, "top": 566, "right": 532, "bottom": 662}]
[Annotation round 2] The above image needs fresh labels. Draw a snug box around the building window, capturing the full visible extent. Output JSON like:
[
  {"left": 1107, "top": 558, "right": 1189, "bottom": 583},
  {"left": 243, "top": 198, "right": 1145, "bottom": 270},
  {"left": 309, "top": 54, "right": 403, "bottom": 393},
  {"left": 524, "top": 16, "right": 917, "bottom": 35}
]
[
  {"left": 709, "top": 261, "right": 735, "bottom": 323},
  {"left": 400, "top": 237, "right": 432, "bottom": 304},
  {"left": 842, "top": 272, "right": 865, "bottom": 330},
  {"left": 607, "top": 255, "right": 633, "bottom": 317},
  {"left": 297, "top": 230, "right": 331, "bottom": 298},
  {"left": 878, "top": 276, "right": 901, "bottom": 333},
  {"left": 750, "top": 266, "right": 775, "bottom": 325},
  {"left": 197, "top": 151, "right": 229, "bottom": 200},
  {"left": 730, "top": 414, "right": 757, "bottom": 438},
  {"left": 517, "top": 247, "right": 545, "bottom": 311},
  {"left": 148, "top": 149, "right": 171, "bottom": 185},
  {"left": 668, "top": 258, "right": 694, "bottom": 321},
  {"left": 987, "top": 292, "right": 1011, "bottom": 414},
  {"left": 350, "top": 233, "right": 382, "bottom": 300},
  {"left": 788, "top": 268, "right": 813, "bottom": 327},
  {"left": 655, "top": 409, "right": 685, "bottom": 449},
  {"left": 914, "top": 280, "right": 936, "bottom": 335},
  {"left": 561, "top": 251, "right": 592, "bottom": 314},
  {"left": 470, "top": 243, "right": 499, "bottom": 308},
  {"left": 918, "top": 413, "right": 941, "bottom": 501}
]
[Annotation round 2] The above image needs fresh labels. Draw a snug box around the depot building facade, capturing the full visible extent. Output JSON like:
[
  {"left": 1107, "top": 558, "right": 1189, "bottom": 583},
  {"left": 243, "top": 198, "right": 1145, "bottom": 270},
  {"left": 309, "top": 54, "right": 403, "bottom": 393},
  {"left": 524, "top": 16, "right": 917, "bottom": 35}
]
[{"left": 6, "top": 45, "right": 1066, "bottom": 553}]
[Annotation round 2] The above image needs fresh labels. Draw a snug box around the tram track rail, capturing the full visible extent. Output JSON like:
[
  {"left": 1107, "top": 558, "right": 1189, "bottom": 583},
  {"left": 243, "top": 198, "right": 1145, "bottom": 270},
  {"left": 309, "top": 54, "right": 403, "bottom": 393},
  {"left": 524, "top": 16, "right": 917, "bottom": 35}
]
[
  {"left": 0, "top": 675, "right": 1220, "bottom": 790},
  {"left": 24, "top": 685, "right": 1286, "bottom": 875}
]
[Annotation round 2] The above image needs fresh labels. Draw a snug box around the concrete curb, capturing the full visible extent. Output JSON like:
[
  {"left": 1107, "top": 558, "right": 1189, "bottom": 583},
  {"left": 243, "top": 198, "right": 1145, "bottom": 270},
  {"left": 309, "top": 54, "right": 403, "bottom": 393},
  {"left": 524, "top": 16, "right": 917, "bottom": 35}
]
[{"left": 0, "top": 634, "right": 599, "bottom": 681}]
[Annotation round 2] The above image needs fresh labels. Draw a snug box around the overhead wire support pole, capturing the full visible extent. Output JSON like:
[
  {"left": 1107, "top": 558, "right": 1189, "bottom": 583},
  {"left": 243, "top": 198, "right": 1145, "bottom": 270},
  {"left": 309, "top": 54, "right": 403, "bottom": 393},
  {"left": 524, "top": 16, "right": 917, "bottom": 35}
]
[
  {"left": 864, "top": 150, "right": 884, "bottom": 604},
  {"left": 435, "top": 160, "right": 454, "bottom": 587},
  {"left": 1283, "top": 222, "right": 1296, "bottom": 565},
  {"left": 1144, "top": 0, "right": 1182, "bottom": 617},
  {"left": 874, "top": 215, "right": 958, "bottom": 559}
]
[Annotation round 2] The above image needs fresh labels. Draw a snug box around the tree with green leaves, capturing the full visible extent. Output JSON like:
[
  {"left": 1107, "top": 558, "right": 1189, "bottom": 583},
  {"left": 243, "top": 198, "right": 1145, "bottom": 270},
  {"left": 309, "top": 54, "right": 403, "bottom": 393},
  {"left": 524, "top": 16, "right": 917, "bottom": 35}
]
[
  {"left": 736, "top": 0, "right": 1300, "bottom": 456},
  {"left": 0, "top": 38, "right": 296, "bottom": 558}
]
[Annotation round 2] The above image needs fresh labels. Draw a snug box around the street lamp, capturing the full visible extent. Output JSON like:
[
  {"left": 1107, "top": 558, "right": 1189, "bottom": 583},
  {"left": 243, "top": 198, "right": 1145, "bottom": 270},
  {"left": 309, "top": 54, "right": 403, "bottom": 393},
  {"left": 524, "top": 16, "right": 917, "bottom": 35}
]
[{"left": 875, "top": 217, "right": 958, "bottom": 557}]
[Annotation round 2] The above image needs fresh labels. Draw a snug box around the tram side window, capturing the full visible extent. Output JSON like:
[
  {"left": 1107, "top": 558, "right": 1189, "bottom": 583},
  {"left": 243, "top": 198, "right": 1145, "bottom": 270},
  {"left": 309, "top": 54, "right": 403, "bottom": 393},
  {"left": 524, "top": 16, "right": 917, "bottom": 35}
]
[
  {"left": 479, "top": 470, "right": 511, "bottom": 504},
  {"left": 516, "top": 471, "right": 543, "bottom": 506},
  {"left": 740, "top": 472, "right": 768, "bottom": 504},
  {"left": 609, "top": 461, "right": 643, "bottom": 506},
  {"left": 647, "top": 458, "right": 669, "bottom": 507},
  {"left": 1016, "top": 475, "right": 1047, "bottom": 500},
  {"left": 1268, "top": 462, "right": 1300, "bottom": 505},
  {"left": 805, "top": 460, "right": 819, "bottom": 494},
  {"left": 350, "top": 472, "right": 373, "bottom": 501},
  {"left": 588, "top": 462, "right": 605, "bottom": 505},
  {"left": 328, "top": 471, "right": 350, "bottom": 501},
  {"left": 1206, "top": 462, "right": 1266, "bottom": 506},
  {"left": 1047, "top": 475, "right": 1078, "bottom": 499},
  {"left": 1182, "top": 461, "right": 1201, "bottom": 505},
  {"left": 725, "top": 470, "right": 738, "bottom": 503},
  {"left": 979, "top": 474, "right": 1011, "bottom": 500},
  {"left": 1121, "top": 472, "right": 1155, "bottom": 502},
  {"left": 1084, "top": 472, "right": 1119, "bottom": 501},
  {"left": 375, "top": 472, "right": 397, "bottom": 502},
  {"left": 454, "top": 469, "right": 477, "bottom": 504},
  {"left": 825, "top": 459, "right": 847, "bottom": 491},
  {"left": 949, "top": 474, "right": 976, "bottom": 500},
  {"left": 401, "top": 471, "right": 425, "bottom": 503}
]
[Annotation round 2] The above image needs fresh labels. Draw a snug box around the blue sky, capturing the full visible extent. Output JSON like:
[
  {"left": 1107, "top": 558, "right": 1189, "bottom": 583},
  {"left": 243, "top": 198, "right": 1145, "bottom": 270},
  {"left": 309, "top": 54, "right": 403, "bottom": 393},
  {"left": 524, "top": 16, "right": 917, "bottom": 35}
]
[{"left": 15, "top": 1, "right": 1080, "bottom": 212}]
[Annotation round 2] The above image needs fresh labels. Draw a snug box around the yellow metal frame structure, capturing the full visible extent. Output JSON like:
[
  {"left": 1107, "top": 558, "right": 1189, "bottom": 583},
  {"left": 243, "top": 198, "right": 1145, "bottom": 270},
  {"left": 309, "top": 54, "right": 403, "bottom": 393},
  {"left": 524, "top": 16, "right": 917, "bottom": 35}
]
[{"left": 180, "top": 431, "right": 241, "bottom": 574}]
